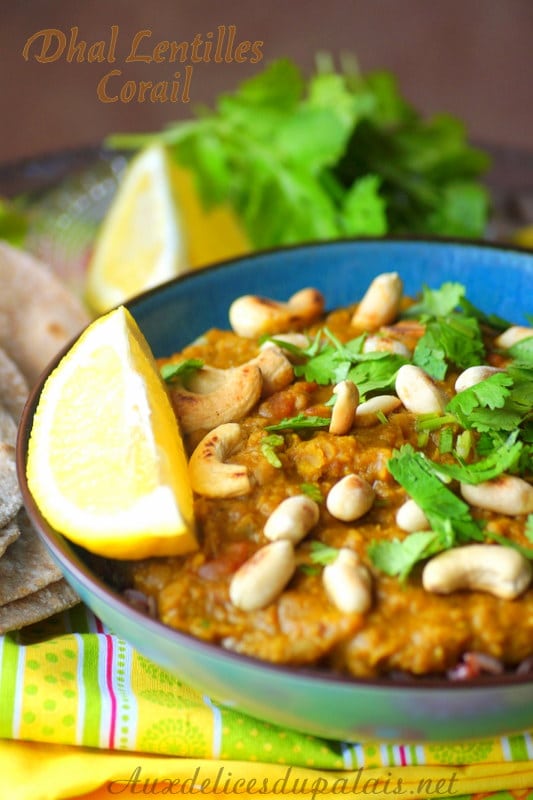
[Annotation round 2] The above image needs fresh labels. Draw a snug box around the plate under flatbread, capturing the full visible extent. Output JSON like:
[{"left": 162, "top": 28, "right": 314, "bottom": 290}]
[
  {"left": 0, "top": 579, "right": 79, "bottom": 633},
  {"left": 0, "top": 241, "right": 90, "bottom": 385}
]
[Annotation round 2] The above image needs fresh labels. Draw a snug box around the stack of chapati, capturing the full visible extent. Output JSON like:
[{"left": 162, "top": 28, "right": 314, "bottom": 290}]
[{"left": 0, "top": 241, "right": 90, "bottom": 632}]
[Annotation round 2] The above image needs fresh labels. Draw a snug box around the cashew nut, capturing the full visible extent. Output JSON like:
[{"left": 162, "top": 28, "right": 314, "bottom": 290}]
[
  {"left": 454, "top": 365, "right": 504, "bottom": 393},
  {"left": 363, "top": 335, "right": 411, "bottom": 358},
  {"left": 395, "top": 364, "right": 446, "bottom": 415},
  {"left": 323, "top": 548, "right": 372, "bottom": 614},
  {"left": 351, "top": 272, "right": 403, "bottom": 331},
  {"left": 396, "top": 498, "right": 430, "bottom": 532},
  {"left": 422, "top": 544, "right": 532, "bottom": 599},
  {"left": 494, "top": 326, "right": 533, "bottom": 349},
  {"left": 264, "top": 494, "right": 320, "bottom": 544},
  {"left": 229, "top": 288, "right": 324, "bottom": 339},
  {"left": 170, "top": 363, "right": 262, "bottom": 434},
  {"left": 355, "top": 394, "right": 402, "bottom": 424},
  {"left": 329, "top": 380, "right": 359, "bottom": 435},
  {"left": 188, "top": 423, "right": 251, "bottom": 498},
  {"left": 249, "top": 346, "right": 294, "bottom": 397},
  {"left": 229, "top": 540, "right": 296, "bottom": 611},
  {"left": 460, "top": 474, "right": 533, "bottom": 516},
  {"left": 326, "top": 474, "right": 375, "bottom": 522}
]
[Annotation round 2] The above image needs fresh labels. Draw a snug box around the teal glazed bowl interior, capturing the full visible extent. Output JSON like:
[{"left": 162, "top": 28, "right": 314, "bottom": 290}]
[{"left": 18, "top": 238, "right": 533, "bottom": 743}]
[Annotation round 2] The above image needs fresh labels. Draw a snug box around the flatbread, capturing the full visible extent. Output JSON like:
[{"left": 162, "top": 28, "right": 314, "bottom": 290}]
[
  {"left": 0, "top": 508, "right": 62, "bottom": 605},
  {"left": 0, "top": 442, "right": 21, "bottom": 528},
  {"left": 0, "top": 579, "right": 79, "bottom": 633},
  {"left": 0, "top": 346, "right": 28, "bottom": 423},
  {"left": 0, "top": 520, "right": 20, "bottom": 558},
  {"left": 0, "top": 402, "right": 17, "bottom": 446},
  {"left": 0, "top": 241, "right": 90, "bottom": 385}
]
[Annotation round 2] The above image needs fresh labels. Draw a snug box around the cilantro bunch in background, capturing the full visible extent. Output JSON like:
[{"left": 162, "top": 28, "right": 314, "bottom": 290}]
[{"left": 108, "top": 55, "right": 491, "bottom": 249}]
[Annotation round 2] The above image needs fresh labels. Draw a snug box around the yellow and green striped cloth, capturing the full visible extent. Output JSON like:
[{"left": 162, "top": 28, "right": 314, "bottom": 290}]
[{"left": 1, "top": 606, "right": 532, "bottom": 799}]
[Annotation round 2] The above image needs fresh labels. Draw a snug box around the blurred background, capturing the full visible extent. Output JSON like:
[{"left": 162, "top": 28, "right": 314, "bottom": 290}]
[{"left": 1, "top": 0, "right": 532, "bottom": 162}]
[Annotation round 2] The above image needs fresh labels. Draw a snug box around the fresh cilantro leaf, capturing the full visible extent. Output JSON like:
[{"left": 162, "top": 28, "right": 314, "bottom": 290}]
[
  {"left": 340, "top": 174, "right": 387, "bottom": 236},
  {"left": 403, "top": 282, "right": 465, "bottom": 319},
  {"left": 368, "top": 530, "right": 443, "bottom": 581},
  {"left": 300, "top": 483, "right": 323, "bottom": 503},
  {"left": 347, "top": 353, "right": 407, "bottom": 396},
  {"left": 292, "top": 329, "right": 404, "bottom": 392},
  {"left": 447, "top": 370, "right": 532, "bottom": 435},
  {"left": 447, "top": 372, "right": 513, "bottom": 419},
  {"left": 411, "top": 324, "right": 448, "bottom": 379},
  {"left": 261, "top": 434, "right": 284, "bottom": 468},
  {"left": 294, "top": 344, "right": 347, "bottom": 385},
  {"left": 109, "top": 57, "right": 490, "bottom": 248},
  {"left": 160, "top": 359, "right": 204, "bottom": 383},
  {"left": 414, "top": 314, "right": 485, "bottom": 379},
  {"left": 428, "top": 433, "right": 523, "bottom": 485},
  {"left": 265, "top": 414, "right": 331, "bottom": 432},
  {"left": 526, "top": 515, "right": 533, "bottom": 543},
  {"left": 459, "top": 297, "right": 511, "bottom": 331},
  {"left": 309, "top": 541, "right": 339, "bottom": 565},
  {"left": 509, "top": 337, "right": 533, "bottom": 366},
  {"left": 387, "top": 445, "right": 482, "bottom": 542}
]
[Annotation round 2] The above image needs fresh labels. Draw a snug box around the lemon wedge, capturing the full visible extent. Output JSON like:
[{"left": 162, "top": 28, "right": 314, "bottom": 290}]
[
  {"left": 85, "top": 144, "right": 250, "bottom": 314},
  {"left": 26, "top": 305, "right": 197, "bottom": 560},
  {"left": 85, "top": 145, "right": 189, "bottom": 315}
]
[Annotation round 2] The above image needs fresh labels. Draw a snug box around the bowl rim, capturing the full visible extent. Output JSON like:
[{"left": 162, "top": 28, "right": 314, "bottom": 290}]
[{"left": 17, "top": 235, "right": 533, "bottom": 693}]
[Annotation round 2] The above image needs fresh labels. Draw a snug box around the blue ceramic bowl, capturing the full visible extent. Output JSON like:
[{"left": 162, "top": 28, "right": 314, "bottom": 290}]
[{"left": 18, "top": 238, "right": 533, "bottom": 742}]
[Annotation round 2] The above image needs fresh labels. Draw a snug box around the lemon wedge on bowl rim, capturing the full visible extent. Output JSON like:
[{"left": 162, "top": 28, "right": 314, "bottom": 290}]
[
  {"left": 85, "top": 143, "right": 250, "bottom": 314},
  {"left": 26, "top": 305, "right": 197, "bottom": 560}
]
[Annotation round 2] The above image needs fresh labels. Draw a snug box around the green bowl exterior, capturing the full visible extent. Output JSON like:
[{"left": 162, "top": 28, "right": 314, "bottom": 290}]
[{"left": 18, "top": 238, "right": 533, "bottom": 742}]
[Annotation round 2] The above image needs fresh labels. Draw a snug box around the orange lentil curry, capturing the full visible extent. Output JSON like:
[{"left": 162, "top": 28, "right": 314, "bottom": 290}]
[{"left": 123, "top": 273, "right": 533, "bottom": 679}]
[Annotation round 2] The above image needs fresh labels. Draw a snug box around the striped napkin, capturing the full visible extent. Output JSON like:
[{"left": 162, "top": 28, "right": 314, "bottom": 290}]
[{"left": 1, "top": 605, "right": 533, "bottom": 799}]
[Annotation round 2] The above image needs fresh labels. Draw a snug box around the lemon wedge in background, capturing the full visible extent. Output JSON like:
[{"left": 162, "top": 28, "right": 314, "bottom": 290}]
[
  {"left": 512, "top": 225, "right": 533, "bottom": 249},
  {"left": 85, "top": 144, "right": 250, "bottom": 314},
  {"left": 26, "top": 306, "right": 197, "bottom": 560}
]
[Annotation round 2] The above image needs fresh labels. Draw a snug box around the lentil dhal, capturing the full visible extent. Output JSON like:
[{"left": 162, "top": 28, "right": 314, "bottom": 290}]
[{"left": 128, "top": 273, "right": 533, "bottom": 679}]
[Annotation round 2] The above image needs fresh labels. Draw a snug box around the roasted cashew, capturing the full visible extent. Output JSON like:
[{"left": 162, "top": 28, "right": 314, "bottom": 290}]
[
  {"left": 323, "top": 548, "right": 372, "bottom": 614},
  {"left": 229, "top": 288, "right": 324, "bottom": 339},
  {"left": 329, "top": 380, "right": 359, "bottom": 435},
  {"left": 395, "top": 364, "right": 446, "bottom": 415},
  {"left": 363, "top": 335, "right": 411, "bottom": 358},
  {"left": 422, "top": 544, "right": 532, "bottom": 599},
  {"left": 264, "top": 494, "right": 320, "bottom": 544},
  {"left": 229, "top": 540, "right": 296, "bottom": 611},
  {"left": 169, "top": 363, "right": 262, "bottom": 434},
  {"left": 188, "top": 423, "right": 251, "bottom": 498},
  {"left": 454, "top": 365, "right": 504, "bottom": 393},
  {"left": 326, "top": 474, "right": 375, "bottom": 522},
  {"left": 494, "top": 326, "right": 533, "bottom": 349},
  {"left": 249, "top": 346, "right": 294, "bottom": 397},
  {"left": 351, "top": 272, "right": 403, "bottom": 331},
  {"left": 355, "top": 394, "right": 402, "bottom": 424},
  {"left": 461, "top": 474, "right": 533, "bottom": 516},
  {"left": 396, "top": 498, "right": 430, "bottom": 532}
]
